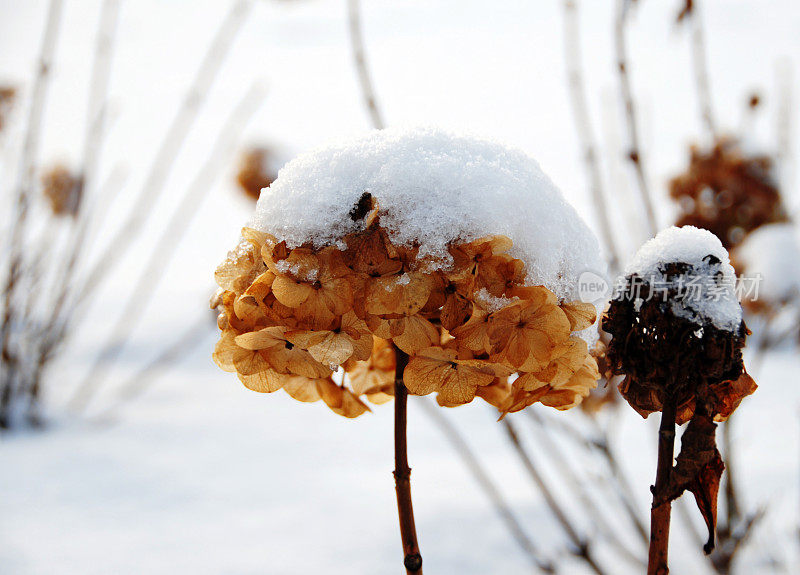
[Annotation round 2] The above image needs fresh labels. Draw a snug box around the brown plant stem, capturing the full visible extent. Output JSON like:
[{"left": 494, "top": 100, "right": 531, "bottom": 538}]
[
  {"left": 526, "top": 409, "right": 646, "bottom": 566},
  {"left": 721, "top": 416, "right": 740, "bottom": 535},
  {"left": 688, "top": 3, "right": 717, "bottom": 140},
  {"left": 91, "top": 313, "right": 214, "bottom": 423},
  {"left": 0, "top": 0, "right": 64, "bottom": 429},
  {"left": 648, "top": 393, "right": 678, "bottom": 575},
  {"left": 67, "top": 82, "right": 265, "bottom": 412},
  {"left": 418, "top": 400, "right": 555, "bottom": 573},
  {"left": 33, "top": 0, "right": 120, "bottom": 347},
  {"left": 23, "top": 0, "right": 121, "bottom": 425},
  {"left": 775, "top": 60, "right": 793, "bottom": 203},
  {"left": 71, "top": 0, "right": 253, "bottom": 310},
  {"left": 503, "top": 418, "right": 606, "bottom": 575},
  {"left": 614, "top": 0, "right": 658, "bottom": 237},
  {"left": 393, "top": 346, "right": 422, "bottom": 574},
  {"left": 563, "top": 0, "right": 621, "bottom": 272},
  {"left": 583, "top": 416, "right": 650, "bottom": 546}
]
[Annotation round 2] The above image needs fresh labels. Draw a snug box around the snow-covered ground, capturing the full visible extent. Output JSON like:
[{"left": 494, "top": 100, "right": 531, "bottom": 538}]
[{"left": 1, "top": 0, "right": 799, "bottom": 573}]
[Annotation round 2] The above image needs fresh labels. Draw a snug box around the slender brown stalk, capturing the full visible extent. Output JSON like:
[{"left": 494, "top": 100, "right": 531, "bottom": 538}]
[
  {"left": 563, "top": 0, "right": 621, "bottom": 272},
  {"left": 503, "top": 418, "right": 606, "bottom": 575},
  {"left": 393, "top": 346, "right": 422, "bottom": 574},
  {"left": 585, "top": 418, "right": 650, "bottom": 546},
  {"left": 526, "top": 410, "right": 646, "bottom": 566},
  {"left": 525, "top": 409, "right": 650, "bottom": 549},
  {"left": 36, "top": 0, "right": 120, "bottom": 320},
  {"left": 418, "top": 400, "right": 555, "bottom": 573},
  {"left": 0, "top": 0, "right": 64, "bottom": 428},
  {"left": 347, "top": 0, "right": 385, "bottom": 130},
  {"left": 710, "top": 508, "right": 765, "bottom": 574},
  {"left": 721, "top": 417, "right": 740, "bottom": 535},
  {"left": 614, "top": 0, "right": 658, "bottom": 237},
  {"left": 73, "top": 0, "right": 253, "bottom": 307},
  {"left": 67, "top": 82, "right": 266, "bottom": 412},
  {"left": 648, "top": 394, "right": 678, "bottom": 575},
  {"left": 92, "top": 313, "right": 214, "bottom": 423},
  {"left": 23, "top": 0, "right": 121, "bottom": 423},
  {"left": 688, "top": 3, "right": 717, "bottom": 140},
  {"left": 775, "top": 60, "right": 794, "bottom": 208}
]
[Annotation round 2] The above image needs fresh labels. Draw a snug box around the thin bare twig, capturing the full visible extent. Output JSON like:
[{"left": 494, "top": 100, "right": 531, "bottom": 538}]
[
  {"left": 775, "top": 60, "right": 794, "bottom": 210},
  {"left": 528, "top": 408, "right": 650, "bottom": 547},
  {"left": 92, "top": 313, "right": 215, "bottom": 422},
  {"left": 614, "top": 0, "right": 658, "bottom": 237},
  {"left": 347, "top": 0, "right": 385, "bottom": 130},
  {"left": 417, "top": 400, "right": 556, "bottom": 573},
  {"left": 0, "top": 0, "right": 64, "bottom": 428},
  {"left": 25, "top": 0, "right": 122, "bottom": 422},
  {"left": 688, "top": 2, "right": 717, "bottom": 139},
  {"left": 503, "top": 418, "right": 607, "bottom": 575},
  {"left": 526, "top": 409, "right": 646, "bottom": 566},
  {"left": 68, "top": 82, "right": 266, "bottom": 412},
  {"left": 563, "top": 0, "right": 621, "bottom": 272},
  {"left": 711, "top": 508, "right": 766, "bottom": 574},
  {"left": 35, "top": 0, "right": 253, "bottom": 394},
  {"left": 73, "top": 0, "right": 254, "bottom": 309}
]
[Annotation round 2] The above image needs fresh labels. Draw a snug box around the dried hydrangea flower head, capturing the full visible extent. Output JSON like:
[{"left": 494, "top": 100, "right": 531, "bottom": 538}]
[
  {"left": 212, "top": 128, "right": 606, "bottom": 417},
  {"left": 41, "top": 164, "right": 83, "bottom": 218},
  {"left": 604, "top": 226, "right": 754, "bottom": 423},
  {"left": 602, "top": 226, "right": 756, "bottom": 566},
  {"left": 235, "top": 146, "right": 278, "bottom": 201},
  {"left": 669, "top": 138, "right": 786, "bottom": 248}
]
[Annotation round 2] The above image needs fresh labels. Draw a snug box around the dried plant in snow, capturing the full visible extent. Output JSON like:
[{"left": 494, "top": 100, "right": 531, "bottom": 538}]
[
  {"left": 235, "top": 146, "right": 277, "bottom": 201},
  {"left": 603, "top": 226, "right": 756, "bottom": 574},
  {"left": 213, "top": 224, "right": 600, "bottom": 418},
  {"left": 41, "top": 164, "right": 83, "bottom": 217},
  {"left": 669, "top": 138, "right": 786, "bottom": 249},
  {"left": 212, "top": 129, "right": 606, "bottom": 573}
]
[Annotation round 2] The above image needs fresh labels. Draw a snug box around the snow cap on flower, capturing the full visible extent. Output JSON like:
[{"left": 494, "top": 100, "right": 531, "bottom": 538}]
[
  {"left": 604, "top": 225, "right": 754, "bottom": 424},
  {"left": 214, "top": 129, "right": 605, "bottom": 417},
  {"left": 624, "top": 226, "right": 741, "bottom": 332},
  {"left": 250, "top": 127, "right": 605, "bottom": 308}
]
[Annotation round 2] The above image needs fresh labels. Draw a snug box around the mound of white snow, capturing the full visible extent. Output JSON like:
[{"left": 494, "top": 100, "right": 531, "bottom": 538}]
[
  {"left": 624, "top": 226, "right": 742, "bottom": 331},
  {"left": 251, "top": 128, "right": 604, "bottom": 303}
]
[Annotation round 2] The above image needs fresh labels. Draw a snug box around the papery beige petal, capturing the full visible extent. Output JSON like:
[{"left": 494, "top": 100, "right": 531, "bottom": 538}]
[
  {"left": 392, "top": 315, "right": 439, "bottom": 355},
  {"left": 272, "top": 275, "right": 313, "bottom": 308},
  {"left": 560, "top": 301, "right": 597, "bottom": 332},
  {"left": 238, "top": 368, "right": 285, "bottom": 393}
]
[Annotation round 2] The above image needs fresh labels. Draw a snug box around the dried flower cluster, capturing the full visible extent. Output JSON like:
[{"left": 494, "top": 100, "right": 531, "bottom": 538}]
[
  {"left": 603, "top": 257, "right": 756, "bottom": 553},
  {"left": 212, "top": 203, "right": 599, "bottom": 418},
  {"left": 41, "top": 164, "right": 83, "bottom": 217},
  {"left": 669, "top": 138, "right": 785, "bottom": 248},
  {"left": 235, "top": 147, "right": 276, "bottom": 201},
  {"left": 0, "top": 85, "right": 15, "bottom": 132},
  {"left": 603, "top": 264, "right": 755, "bottom": 425}
]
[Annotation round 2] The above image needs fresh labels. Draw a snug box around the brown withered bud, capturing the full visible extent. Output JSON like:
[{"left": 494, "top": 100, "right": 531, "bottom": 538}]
[
  {"left": 41, "top": 164, "right": 83, "bottom": 218},
  {"left": 669, "top": 138, "right": 786, "bottom": 249},
  {"left": 235, "top": 147, "right": 278, "bottom": 201},
  {"left": 603, "top": 266, "right": 751, "bottom": 424},
  {"left": 602, "top": 226, "right": 756, "bottom": 554}
]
